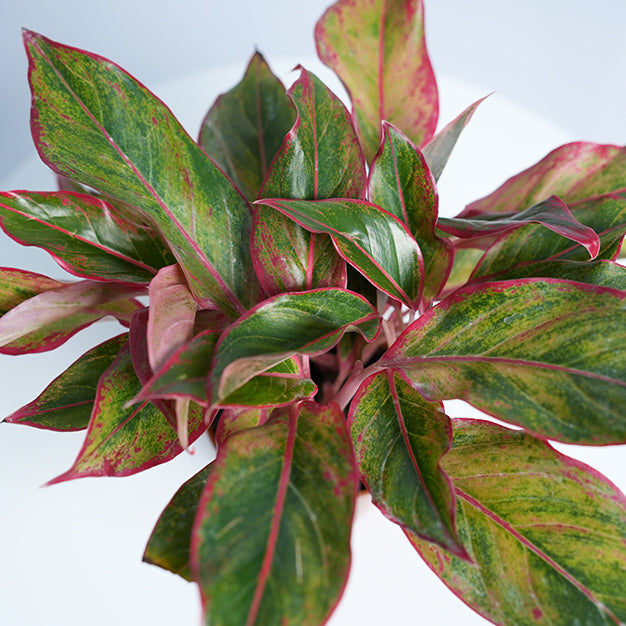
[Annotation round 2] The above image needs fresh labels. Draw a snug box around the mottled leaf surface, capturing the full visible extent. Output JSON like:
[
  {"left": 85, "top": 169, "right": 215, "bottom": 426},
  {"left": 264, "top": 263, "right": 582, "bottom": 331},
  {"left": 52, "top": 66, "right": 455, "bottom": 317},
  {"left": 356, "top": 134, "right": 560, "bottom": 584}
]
[
  {"left": 462, "top": 142, "right": 626, "bottom": 217},
  {"left": 0, "top": 267, "right": 63, "bottom": 315},
  {"left": 5, "top": 334, "right": 127, "bottom": 430},
  {"left": 144, "top": 463, "right": 213, "bottom": 582},
  {"left": 48, "top": 342, "right": 205, "bottom": 483},
  {"left": 0, "top": 191, "right": 174, "bottom": 282},
  {"left": 349, "top": 370, "right": 464, "bottom": 555},
  {"left": 411, "top": 419, "right": 626, "bottom": 626},
  {"left": 191, "top": 401, "right": 357, "bottom": 626},
  {"left": 257, "top": 198, "right": 423, "bottom": 307},
  {"left": 210, "top": 288, "right": 379, "bottom": 405},
  {"left": 252, "top": 67, "right": 364, "bottom": 296},
  {"left": 368, "top": 123, "right": 451, "bottom": 299},
  {"left": 382, "top": 279, "right": 626, "bottom": 443},
  {"left": 422, "top": 96, "right": 488, "bottom": 181},
  {"left": 440, "top": 196, "right": 601, "bottom": 259},
  {"left": 315, "top": 0, "right": 438, "bottom": 161},
  {"left": 25, "top": 30, "right": 257, "bottom": 317},
  {"left": 199, "top": 52, "right": 296, "bottom": 201},
  {"left": 0, "top": 279, "right": 143, "bottom": 354}
]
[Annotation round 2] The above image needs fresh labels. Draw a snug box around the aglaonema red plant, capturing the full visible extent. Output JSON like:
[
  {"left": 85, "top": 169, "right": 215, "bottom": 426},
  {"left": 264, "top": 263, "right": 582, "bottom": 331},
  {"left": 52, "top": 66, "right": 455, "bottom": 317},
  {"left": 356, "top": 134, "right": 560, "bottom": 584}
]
[{"left": 1, "top": 0, "right": 625, "bottom": 624}]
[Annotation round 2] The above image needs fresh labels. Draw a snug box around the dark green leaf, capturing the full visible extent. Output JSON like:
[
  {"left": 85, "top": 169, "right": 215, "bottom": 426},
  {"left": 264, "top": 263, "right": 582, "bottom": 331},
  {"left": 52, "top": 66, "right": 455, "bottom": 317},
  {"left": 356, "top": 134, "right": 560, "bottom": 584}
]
[
  {"left": 256, "top": 198, "right": 423, "bottom": 307},
  {"left": 0, "top": 191, "right": 174, "bottom": 282},
  {"left": 25, "top": 30, "right": 258, "bottom": 317},
  {"left": 199, "top": 52, "right": 296, "bottom": 201},
  {"left": 382, "top": 279, "right": 626, "bottom": 443},
  {"left": 192, "top": 401, "right": 358, "bottom": 626},
  {"left": 368, "top": 123, "right": 452, "bottom": 299},
  {"left": 349, "top": 370, "right": 465, "bottom": 556},
  {"left": 410, "top": 419, "right": 626, "bottom": 625}
]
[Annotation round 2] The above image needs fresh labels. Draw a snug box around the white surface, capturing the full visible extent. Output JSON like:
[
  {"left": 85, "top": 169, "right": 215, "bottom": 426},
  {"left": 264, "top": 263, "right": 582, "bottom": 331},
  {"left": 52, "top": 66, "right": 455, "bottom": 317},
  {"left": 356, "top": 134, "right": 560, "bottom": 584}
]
[{"left": 0, "top": 9, "right": 625, "bottom": 626}]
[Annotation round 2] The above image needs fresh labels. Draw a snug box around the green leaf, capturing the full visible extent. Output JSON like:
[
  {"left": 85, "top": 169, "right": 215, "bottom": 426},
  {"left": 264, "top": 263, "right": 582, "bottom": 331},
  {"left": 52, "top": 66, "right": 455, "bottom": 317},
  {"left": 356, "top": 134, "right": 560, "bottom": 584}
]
[
  {"left": 5, "top": 334, "right": 127, "bottom": 430},
  {"left": 472, "top": 191, "right": 626, "bottom": 280},
  {"left": 410, "top": 419, "right": 626, "bottom": 626},
  {"left": 315, "top": 0, "right": 438, "bottom": 161},
  {"left": 47, "top": 341, "right": 206, "bottom": 483},
  {"left": 382, "top": 278, "right": 626, "bottom": 444},
  {"left": 256, "top": 198, "right": 423, "bottom": 307},
  {"left": 422, "top": 95, "right": 489, "bottom": 181},
  {"left": 252, "top": 67, "right": 365, "bottom": 296},
  {"left": 0, "top": 279, "right": 144, "bottom": 354},
  {"left": 191, "top": 401, "right": 358, "bottom": 626},
  {"left": 368, "top": 122, "right": 452, "bottom": 299},
  {"left": 0, "top": 191, "right": 174, "bottom": 283},
  {"left": 199, "top": 52, "right": 296, "bottom": 201},
  {"left": 0, "top": 267, "right": 63, "bottom": 315},
  {"left": 349, "top": 370, "right": 465, "bottom": 556},
  {"left": 462, "top": 142, "right": 626, "bottom": 217},
  {"left": 25, "top": 30, "right": 258, "bottom": 317},
  {"left": 209, "top": 288, "right": 379, "bottom": 405},
  {"left": 135, "top": 329, "right": 220, "bottom": 405},
  {"left": 144, "top": 463, "right": 213, "bottom": 582},
  {"left": 440, "top": 195, "right": 601, "bottom": 259}
]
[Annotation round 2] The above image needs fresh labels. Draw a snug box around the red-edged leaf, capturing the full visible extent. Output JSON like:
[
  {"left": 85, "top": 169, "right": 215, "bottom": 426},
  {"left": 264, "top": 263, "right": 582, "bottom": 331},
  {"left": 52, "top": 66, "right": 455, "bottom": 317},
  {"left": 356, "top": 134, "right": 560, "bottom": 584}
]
[
  {"left": 25, "top": 30, "right": 259, "bottom": 317},
  {"left": 315, "top": 0, "right": 438, "bottom": 161},
  {"left": 252, "top": 67, "right": 365, "bottom": 296},
  {"left": 5, "top": 334, "right": 127, "bottom": 431},
  {"left": 209, "top": 288, "right": 379, "bottom": 406},
  {"left": 0, "top": 267, "right": 63, "bottom": 315},
  {"left": 422, "top": 95, "right": 489, "bottom": 181},
  {"left": 191, "top": 401, "right": 358, "bottom": 626},
  {"left": 0, "top": 191, "right": 174, "bottom": 283},
  {"left": 47, "top": 341, "right": 206, "bottom": 483},
  {"left": 256, "top": 197, "right": 424, "bottom": 307},
  {"left": 462, "top": 142, "right": 626, "bottom": 217},
  {"left": 441, "top": 195, "right": 601, "bottom": 259},
  {"left": 0, "top": 279, "right": 144, "bottom": 354},
  {"left": 410, "top": 419, "right": 626, "bottom": 625},
  {"left": 382, "top": 278, "right": 626, "bottom": 444},
  {"left": 215, "top": 407, "right": 272, "bottom": 444},
  {"left": 368, "top": 122, "right": 452, "bottom": 300},
  {"left": 199, "top": 52, "right": 296, "bottom": 201},
  {"left": 349, "top": 370, "right": 465, "bottom": 556},
  {"left": 147, "top": 264, "right": 196, "bottom": 372}
]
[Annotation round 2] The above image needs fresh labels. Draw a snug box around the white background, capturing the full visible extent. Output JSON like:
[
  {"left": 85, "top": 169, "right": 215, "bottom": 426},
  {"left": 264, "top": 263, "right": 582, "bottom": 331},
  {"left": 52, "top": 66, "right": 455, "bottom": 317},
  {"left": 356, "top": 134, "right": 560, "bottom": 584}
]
[{"left": 1, "top": 2, "right": 625, "bottom": 625}]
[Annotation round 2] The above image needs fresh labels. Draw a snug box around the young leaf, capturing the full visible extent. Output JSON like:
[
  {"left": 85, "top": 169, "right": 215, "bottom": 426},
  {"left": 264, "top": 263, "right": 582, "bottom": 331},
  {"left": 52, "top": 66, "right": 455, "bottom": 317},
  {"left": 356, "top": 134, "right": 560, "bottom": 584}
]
[
  {"left": 47, "top": 341, "right": 206, "bottom": 483},
  {"left": 191, "top": 401, "right": 358, "bottom": 626},
  {"left": 0, "top": 280, "right": 144, "bottom": 354},
  {"left": 349, "top": 370, "right": 465, "bottom": 556},
  {"left": 252, "top": 67, "right": 365, "bottom": 296},
  {"left": 315, "top": 0, "right": 438, "bottom": 161},
  {"left": 5, "top": 334, "right": 127, "bottom": 431},
  {"left": 0, "top": 191, "right": 174, "bottom": 283},
  {"left": 199, "top": 52, "right": 296, "bottom": 201},
  {"left": 368, "top": 122, "right": 452, "bottom": 299},
  {"left": 440, "top": 195, "right": 601, "bottom": 259},
  {"left": 25, "top": 30, "right": 259, "bottom": 317},
  {"left": 421, "top": 95, "right": 489, "bottom": 181},
  {"left": 147, "top": 264, "right": 196, "bottom": 372},
  {"left": 462, "top": 142, "right": 626, "bottom": 217},
  {"left": 209, "top": 288, "right": 379, "bottom": 405},
  {"left": 0, "top": 267, "right": 63, "bottom": 315},
  {"left": 144, "top": 462, "right": 213, "bottom": 582},
  {"left": 256, "top": 198, "right": 424, "bottom": 307},
  {"left": 410, "top": 419, "right": 626, "bottom": 626},
  {"left": 382, "top": 278, "right": 626, "bottom": 444}
]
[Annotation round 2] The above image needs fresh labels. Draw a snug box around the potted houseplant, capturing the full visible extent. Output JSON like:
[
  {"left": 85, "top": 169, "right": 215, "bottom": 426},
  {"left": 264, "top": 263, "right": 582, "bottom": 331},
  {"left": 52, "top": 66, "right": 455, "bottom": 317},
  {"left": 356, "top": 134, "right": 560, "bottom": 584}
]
[{"left": 1, "top": 0, "right": 624, "bottom": 624}]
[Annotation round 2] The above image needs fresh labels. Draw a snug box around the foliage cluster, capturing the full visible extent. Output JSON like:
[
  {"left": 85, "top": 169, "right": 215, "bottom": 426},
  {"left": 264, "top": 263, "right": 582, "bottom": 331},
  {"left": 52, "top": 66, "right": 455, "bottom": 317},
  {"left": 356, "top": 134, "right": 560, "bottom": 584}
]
[{"left": 1, "top": 0, "right": 625, "bottom": 624}]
